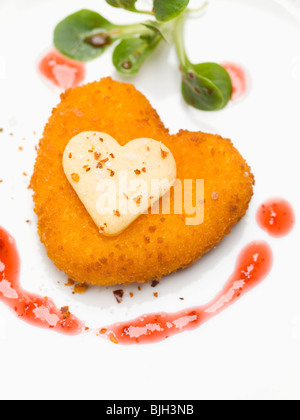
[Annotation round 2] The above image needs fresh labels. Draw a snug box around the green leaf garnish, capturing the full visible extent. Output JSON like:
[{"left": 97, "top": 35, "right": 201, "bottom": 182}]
[
  {"left": 143, "top": 20, "right": 174, "bottom": 44},
  {"left": 113, "top": 35, "right": 162, "bottom": 75},
  {"left": 181, "top": 63, "right": 232, "bottom": 111},
  {"left": 106, "top": 0, "right": 137, "bottom": 11},
  {"left": 153, "top": 0, "right": 190, "bottom": 22},
  {"left": 106, "top": 0, "right": 152, "bottom": 15},
  {"left": 106, "top": 0, "right": 137, "bottom": 10},
  {"left": 54, "top": 9, "right": 116, "bottom": 62},
  {"left": 53, "top": 2, "right": 234, "bottom": 112},
  {"left": 174, "top": 12, "right": 232, "bottom": 111}
]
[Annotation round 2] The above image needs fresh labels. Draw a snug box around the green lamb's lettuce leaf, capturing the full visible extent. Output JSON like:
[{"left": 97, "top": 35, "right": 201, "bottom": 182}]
[
  {"left": 106, "top": 0, "right": 138, "bottom": 12},
  {"left": 113, "top": 34, "right": 162, "bottom": 75},
  {"left": 181, "top": 63, "right": 232, "bottom": 111},
  {"left": 174, "top": 13, "right": 232, "bottom": 111},
  {"left": 54, "top": 9, "right": 117, "bottom": 62},
  {"left": 105, "top": 0, "right": 153, "bottom": 15},
  {"left": 143, "top": 20, "right": 174, "bottom": 44},
  {"left": 53, "top": 2, "right": 232, "bottom": 112},
  {"left": 153, "top": 0, "right": 190, "bottom": 22}
]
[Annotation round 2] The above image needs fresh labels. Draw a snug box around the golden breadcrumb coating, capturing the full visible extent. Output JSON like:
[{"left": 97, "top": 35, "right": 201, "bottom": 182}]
[{"left": 31, "top": 78, "right": 254, "bottom": 286}]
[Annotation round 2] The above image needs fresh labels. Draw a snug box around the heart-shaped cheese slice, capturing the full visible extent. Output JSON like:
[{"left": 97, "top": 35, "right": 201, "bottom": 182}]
[{"left": 63, "top": 132, "right": 177, "bottom": 236}]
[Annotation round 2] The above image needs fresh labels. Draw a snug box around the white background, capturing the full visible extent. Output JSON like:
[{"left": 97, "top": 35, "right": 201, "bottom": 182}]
[{"left": 0, "top": 0, "right": 299, "bottom": 400}]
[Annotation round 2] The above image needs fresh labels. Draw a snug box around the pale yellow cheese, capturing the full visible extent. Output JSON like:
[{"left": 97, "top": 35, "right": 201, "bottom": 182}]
[{"left": 63, "top": 132, "right": 177, "bottom": 236}]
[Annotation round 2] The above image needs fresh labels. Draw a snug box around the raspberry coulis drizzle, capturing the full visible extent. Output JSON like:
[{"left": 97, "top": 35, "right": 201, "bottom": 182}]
[
  {"left": 0, "top": 198, "right": 295, "bottom": 344},
  {"left": 0, "top": 228, "right": 84, "bottom": 335},
  {"left": 102, "top": 241, "right": 273, "bottom": 345},
  {"left": 0, "top": 228, "right": 272, "bottom": 344}
]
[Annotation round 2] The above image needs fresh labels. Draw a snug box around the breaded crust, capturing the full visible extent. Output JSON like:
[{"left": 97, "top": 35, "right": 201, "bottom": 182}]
[{"left": 31, "top": 78, "right": 254, "bottom": 286}]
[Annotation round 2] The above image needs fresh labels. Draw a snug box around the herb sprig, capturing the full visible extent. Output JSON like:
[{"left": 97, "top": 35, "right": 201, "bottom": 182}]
[{"left": 54, "top": 0, "right": 232, "bottom": 111}]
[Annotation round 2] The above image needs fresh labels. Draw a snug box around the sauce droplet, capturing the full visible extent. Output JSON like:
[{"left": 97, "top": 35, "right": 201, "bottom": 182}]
[
  {"left": 257, "top": 198, "right": 295, "bottom": 237},
  {"left": 102, "top": 241, "right": 273, "bottom": 345},
  {"left": 0, "top": 227, "right": 84, "bottom": 335},
  {"left": 39, "top": 50, "right": 85, "bottom": 90},
  {"left": 221, "top": 62, "right": 248, "bottom": 101},
  {"left": 0, "top": 228, "right": 274, "bottom": 345}
]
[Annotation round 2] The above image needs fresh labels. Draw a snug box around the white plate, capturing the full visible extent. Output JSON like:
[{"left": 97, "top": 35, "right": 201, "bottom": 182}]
[{"left": 0, "top": 0, "right": 299, "bottom": 400}]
